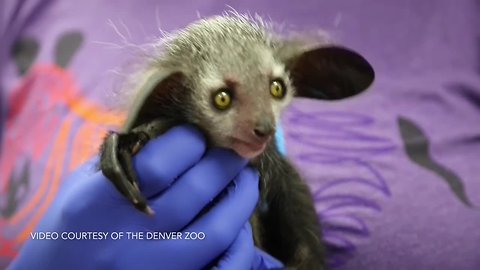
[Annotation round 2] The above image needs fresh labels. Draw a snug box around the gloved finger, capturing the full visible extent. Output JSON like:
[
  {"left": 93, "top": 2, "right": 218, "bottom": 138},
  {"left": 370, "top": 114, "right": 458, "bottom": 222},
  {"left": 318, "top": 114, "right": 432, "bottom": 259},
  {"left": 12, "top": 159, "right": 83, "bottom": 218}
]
[
  {"left": 58, "top": 156, "right": 100, "bottom": 191},
  {"left": 252, "top": 248, "right": 284, "bottom": 270},
  {"left": 133, "top": 125, "right": 206, "bottom": 198},
  {"left": 149, "top": 148, "right": 248, "bottom": 231},
  {"left": 180, "top": 167, "right": 259, "bottom": 261},
  {"left": 214, "top": 223, "right": 255, "bottom": 270}
]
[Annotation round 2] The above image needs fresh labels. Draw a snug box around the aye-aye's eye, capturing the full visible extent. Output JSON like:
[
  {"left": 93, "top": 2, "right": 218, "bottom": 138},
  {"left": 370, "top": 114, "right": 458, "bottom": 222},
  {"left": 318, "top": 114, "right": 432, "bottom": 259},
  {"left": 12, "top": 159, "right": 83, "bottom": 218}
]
[
  {"left": 270, "top": 79, "right": 286, "bottom": 99},
  {"left": 212, "top": 89, "right": 232, "bottom": 110}
]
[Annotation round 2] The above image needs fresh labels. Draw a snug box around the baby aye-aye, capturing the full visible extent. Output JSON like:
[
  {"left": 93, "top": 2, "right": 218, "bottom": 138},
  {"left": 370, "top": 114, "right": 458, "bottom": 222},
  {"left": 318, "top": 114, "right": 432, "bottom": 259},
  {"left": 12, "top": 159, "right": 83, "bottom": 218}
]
[{"left": 100, "top": 13, "right": 374, "bottom": 269}]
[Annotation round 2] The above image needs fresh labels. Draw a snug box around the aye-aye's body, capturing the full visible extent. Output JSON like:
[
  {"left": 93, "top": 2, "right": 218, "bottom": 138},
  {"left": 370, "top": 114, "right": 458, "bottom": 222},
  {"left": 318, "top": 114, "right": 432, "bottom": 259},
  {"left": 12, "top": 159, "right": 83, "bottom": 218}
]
[{"left": 100, "top": 13, "right": 374, "bottom": 269}]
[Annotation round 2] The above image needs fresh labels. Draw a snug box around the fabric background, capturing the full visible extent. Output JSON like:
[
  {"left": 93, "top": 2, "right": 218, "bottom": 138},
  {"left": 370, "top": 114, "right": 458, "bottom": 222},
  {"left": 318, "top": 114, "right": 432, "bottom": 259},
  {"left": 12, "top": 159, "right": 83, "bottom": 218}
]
[{"left": 1, "top": 0, "right": 479, "bottom": 269}]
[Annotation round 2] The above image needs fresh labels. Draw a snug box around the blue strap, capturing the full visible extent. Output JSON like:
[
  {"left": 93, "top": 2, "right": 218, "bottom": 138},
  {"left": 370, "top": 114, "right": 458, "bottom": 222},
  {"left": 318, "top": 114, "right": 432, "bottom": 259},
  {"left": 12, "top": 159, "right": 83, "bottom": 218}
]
[{"left": 275, "top": 124, "right": 287, "bottom": 155}]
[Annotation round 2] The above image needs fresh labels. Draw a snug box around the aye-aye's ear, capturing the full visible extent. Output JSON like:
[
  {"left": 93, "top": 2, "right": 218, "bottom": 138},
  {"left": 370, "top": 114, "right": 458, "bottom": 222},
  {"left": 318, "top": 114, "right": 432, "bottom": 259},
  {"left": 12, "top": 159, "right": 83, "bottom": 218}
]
[
  {"left": 123, "top": 70, "right": 186, "bottom": 131},
  {"left": 281, "top": 45, "right": 375, "bottom": 100}
]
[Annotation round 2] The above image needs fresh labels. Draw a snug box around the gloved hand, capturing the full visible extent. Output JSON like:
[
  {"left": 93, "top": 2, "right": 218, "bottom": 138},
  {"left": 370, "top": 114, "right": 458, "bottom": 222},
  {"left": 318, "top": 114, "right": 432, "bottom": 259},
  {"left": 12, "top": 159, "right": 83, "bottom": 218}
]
[
  {"left": 215, "top": 223, "right": 283, "bottom": 270},
  {"left": 7, "top": 125, "right": 284, "bottom": 270}
]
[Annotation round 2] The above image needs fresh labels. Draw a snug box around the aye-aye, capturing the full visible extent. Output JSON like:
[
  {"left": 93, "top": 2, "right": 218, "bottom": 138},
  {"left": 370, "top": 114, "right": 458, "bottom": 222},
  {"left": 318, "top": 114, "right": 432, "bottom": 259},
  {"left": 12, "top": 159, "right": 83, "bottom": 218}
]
[{"left": 100, "top": 13, "right": 374, "bottom": 269}]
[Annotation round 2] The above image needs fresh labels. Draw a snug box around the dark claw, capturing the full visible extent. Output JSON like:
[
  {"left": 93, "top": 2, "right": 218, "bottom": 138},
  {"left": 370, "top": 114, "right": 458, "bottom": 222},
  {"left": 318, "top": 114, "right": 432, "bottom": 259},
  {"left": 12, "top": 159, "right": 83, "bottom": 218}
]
[
  {"left": 100, "top": 131, "right": 154, "bottom": 215},
  {"left": 132, "top": 132, "right": 149, "bottom": 154}
]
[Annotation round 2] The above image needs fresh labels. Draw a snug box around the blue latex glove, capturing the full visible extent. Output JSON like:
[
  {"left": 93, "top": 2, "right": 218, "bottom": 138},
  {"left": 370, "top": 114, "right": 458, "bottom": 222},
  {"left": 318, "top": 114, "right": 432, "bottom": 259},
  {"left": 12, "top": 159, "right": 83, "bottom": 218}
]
[{"left": 7, "top": 125, "right": 283, "bottom": 270}]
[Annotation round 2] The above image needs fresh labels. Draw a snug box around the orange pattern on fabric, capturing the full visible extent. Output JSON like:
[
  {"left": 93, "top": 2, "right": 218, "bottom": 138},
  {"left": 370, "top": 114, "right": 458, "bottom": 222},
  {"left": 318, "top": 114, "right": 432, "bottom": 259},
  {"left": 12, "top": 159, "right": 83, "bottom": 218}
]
[
  {"left": 16, "top": 117, "right": 73, "bottom": 243},
  {"left": 2, "top": 64, "right": 126, "bottom": 246}
]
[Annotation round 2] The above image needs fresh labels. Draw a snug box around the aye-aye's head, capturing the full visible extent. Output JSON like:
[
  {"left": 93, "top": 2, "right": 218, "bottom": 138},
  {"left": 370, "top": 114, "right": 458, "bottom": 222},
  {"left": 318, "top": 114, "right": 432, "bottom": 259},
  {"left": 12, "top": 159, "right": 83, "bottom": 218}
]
[{"left": 126, "top": 14, "right": 375, "bottom": 159}]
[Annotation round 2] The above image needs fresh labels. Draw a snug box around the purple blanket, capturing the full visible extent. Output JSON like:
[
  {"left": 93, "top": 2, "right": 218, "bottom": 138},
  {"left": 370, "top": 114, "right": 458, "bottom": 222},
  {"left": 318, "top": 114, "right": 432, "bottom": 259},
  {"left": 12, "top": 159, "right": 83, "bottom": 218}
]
[{"left": 1, "top": 0, "right": 479, "bottom": 269}]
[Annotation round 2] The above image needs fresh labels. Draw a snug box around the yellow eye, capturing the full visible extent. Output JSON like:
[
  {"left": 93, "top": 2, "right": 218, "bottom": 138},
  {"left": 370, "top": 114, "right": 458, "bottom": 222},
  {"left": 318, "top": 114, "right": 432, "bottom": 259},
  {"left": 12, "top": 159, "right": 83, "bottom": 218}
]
[
  {"left": 270, "top": 79, "right": 286, "bottom": 99},
  {"left": 213, "top": 90, "right": 232, "bottom": 110}
]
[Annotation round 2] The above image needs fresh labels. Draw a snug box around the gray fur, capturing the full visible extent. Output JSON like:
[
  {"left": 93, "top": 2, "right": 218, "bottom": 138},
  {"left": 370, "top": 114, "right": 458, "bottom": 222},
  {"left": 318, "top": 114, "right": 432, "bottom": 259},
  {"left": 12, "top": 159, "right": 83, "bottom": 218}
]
[{"left": 124, "top": 14, "right": 324, "bottom": 158}]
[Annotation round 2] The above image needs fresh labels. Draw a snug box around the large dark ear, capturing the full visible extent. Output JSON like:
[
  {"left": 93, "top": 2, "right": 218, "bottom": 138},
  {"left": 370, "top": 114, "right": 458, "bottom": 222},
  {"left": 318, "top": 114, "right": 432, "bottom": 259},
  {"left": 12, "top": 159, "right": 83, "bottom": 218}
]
[
  {"left": 283, "top": 46, "right": 375, "bottom": 100},
  {"left": 123, "top": 70, "right": 186, "bottom": 131}
]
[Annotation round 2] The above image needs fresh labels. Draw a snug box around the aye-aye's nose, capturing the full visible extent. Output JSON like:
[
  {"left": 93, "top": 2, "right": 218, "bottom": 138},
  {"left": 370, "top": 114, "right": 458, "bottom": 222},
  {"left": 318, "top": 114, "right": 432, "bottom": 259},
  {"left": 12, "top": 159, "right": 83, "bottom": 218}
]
[{"left": 253, "top": 118, "right": 275, "bottom": 138}]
